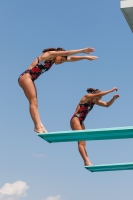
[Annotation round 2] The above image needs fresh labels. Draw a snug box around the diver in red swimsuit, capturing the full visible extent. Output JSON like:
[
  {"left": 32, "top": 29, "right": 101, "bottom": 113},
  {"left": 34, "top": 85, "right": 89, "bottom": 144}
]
[
  {"left": 71, "top": 100, "right": 95, "bottom": 125},
  {"left": 18, "top": 58, "right": 53, "bottom": 82},
  {"left": 70, "top": 87, "right": 119, "bottom": 166},
  {"left": 18, "top": 47, "right": 98, "bottom": 133}
]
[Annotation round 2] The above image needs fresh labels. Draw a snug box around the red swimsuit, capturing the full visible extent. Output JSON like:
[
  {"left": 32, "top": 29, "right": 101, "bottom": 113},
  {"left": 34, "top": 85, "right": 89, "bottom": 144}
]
[
  {"left": 18, "top": 58, "right": 53, "bottom": 81},
  {"left": 71, "top": 101, "right": 95, "bottom": 125}
]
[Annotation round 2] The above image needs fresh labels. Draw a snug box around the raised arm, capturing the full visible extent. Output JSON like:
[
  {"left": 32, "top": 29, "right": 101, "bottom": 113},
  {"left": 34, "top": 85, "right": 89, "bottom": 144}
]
[
  {"left": 95, "top": 94, "right": 119, "bottom": 107},
  {"left": 40, "top": 47, "right": 95, "bottom": 60},
  {"left": 85, "top": 87, "right": 118, "bottom": 99},
  {"left": 66, "top": 55, "right": 98, "bottom": 62}
]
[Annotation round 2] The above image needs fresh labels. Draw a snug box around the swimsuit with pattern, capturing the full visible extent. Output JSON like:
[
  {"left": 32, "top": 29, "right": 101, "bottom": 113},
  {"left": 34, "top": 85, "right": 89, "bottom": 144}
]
[
  {"left": 18, "top": 58, "right": 53, "bottom": 81},
  {"left": 71, "top": 101, "right": 95, "bottom": 125}
]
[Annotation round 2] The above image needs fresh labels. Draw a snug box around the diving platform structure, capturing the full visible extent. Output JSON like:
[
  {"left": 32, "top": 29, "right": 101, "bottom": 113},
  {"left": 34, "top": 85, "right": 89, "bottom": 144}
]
[
  {"left": 38, "top": 126, "right": 133, "bottom": 143},
  {"left": 120, "top": 0, "right": 133, "bottom": 32},
  {"left": 38, "top": 126, "right": 133, "bottom": 172},
  {"left": 85, "top": 162, "right": 133, "bottom": 172}
]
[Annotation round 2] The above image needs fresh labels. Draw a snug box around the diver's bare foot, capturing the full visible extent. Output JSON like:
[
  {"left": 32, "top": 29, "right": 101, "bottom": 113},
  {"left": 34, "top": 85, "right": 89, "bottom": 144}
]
[
  {"left": 42, "top": 128, "right": 47, "bottom": 133},
  {"left": 40, "top": 124, "right": 47, "bottom": 133},
  {"left": 34, "top": 127, "right": 45, "bottom": 133},
  {"left": 84, "top": 161, "right": 93, "bottom": 166}
]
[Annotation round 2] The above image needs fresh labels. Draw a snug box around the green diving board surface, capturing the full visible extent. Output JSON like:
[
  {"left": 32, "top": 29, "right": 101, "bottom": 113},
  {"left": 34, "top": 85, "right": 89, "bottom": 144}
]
[
  {"left": 85, "top": 162, "right": 133, "bottom": 172},
  {"left": 38, "top": 126, "right": 133, "bottom": 143}
]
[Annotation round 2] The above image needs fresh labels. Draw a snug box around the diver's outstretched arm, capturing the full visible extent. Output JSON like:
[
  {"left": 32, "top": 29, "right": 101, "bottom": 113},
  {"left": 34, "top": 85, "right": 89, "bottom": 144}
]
[{"left": 96, "top": 94, "right": 120, "bottom": 107}]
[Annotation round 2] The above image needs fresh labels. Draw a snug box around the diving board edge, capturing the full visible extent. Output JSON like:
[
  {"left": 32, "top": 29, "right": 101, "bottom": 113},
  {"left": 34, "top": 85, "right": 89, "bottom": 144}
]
[
  {"left": 85, "top": 162, "right": 133, "bottom": 172},
  {"left": 38, "top": 126, "right": 133, "bottom": 143}
]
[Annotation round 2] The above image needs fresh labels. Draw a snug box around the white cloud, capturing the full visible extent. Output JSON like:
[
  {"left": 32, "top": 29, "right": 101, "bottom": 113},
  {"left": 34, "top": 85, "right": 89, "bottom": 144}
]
[
  {"left": 32, "top": 152, "right": 46, "bottom": 158},
  {"left": 0, "top": 181, "right": 29, "bottom": 200},
  {"left": 44, "top": 195, "right": 61, "bottom": 200}
]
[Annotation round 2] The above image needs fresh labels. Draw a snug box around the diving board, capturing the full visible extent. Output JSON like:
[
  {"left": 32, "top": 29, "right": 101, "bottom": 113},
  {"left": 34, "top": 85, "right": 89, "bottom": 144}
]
[
  {"left": 85, "top": 162, "right": 133, "bottom": 172},
  {"left": 120, "top": 0, "right": 133, "bottom": 32},
  {"left": 38, "top": 126, "right": 133, "bottom": 143}
]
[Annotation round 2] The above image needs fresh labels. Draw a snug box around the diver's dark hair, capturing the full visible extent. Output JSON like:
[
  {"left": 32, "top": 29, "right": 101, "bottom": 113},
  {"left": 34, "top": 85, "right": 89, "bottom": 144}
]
[
  {"left": 86, "top": 88, "right": 101, "bottom": 94},
  {"left": 42, "top": 48, "right": 57, "bottom": 53},
  {"left": 56, "top": 47, "right": 66, "bottom": 51},
  {"left": 42, "top": 47, "right": 67, "bottom": 59},
  {"left": 42, "top": 47, "right": 66, "bottom": 53}
]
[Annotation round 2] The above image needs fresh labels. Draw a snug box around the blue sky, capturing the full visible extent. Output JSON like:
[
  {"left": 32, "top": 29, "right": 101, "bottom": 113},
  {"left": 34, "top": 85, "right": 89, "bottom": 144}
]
[{"left": 0, "top": 0, "right": 133, "bottom": 200}]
